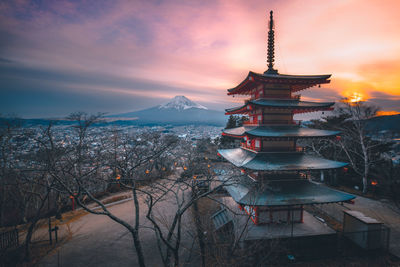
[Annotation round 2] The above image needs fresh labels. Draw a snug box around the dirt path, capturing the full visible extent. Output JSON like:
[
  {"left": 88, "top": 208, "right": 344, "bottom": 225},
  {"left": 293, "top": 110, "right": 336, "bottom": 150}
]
[{"left": 38, "top": 186, "right": 200, "bottom": 267}]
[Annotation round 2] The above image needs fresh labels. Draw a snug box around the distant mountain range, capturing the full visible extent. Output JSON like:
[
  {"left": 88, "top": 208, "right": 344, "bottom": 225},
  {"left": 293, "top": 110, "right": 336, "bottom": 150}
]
[
  {"left": 107, "top": 95, "right": 226, "bottom": 126},
  {"left": 3, "top": 97, "right": 399, "bottom": 130},
  {"left": 365, "top": 114, "right": 400, "bottom": 132}
]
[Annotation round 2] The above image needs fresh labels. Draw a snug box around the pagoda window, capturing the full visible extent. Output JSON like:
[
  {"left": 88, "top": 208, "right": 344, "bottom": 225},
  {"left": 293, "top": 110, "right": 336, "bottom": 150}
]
[
  {"left": 262, "top": 140, "right": 295, "bottom": 151},
  {"left": 255, "top": 139, "right": 261, "bottom": 149},
  {"left": 264, "top": 90, "right": 291, "bottom": 99},
  {"left": 263, "top": 112, "right": 293, "bottom": 124},
  {"left": 258, "top": 206, "right": 303, "bottom": 224}
]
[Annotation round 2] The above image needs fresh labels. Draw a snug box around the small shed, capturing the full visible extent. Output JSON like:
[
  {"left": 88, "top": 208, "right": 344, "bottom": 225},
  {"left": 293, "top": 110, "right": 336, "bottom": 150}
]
[
  {"left": 343, "top": 210, "right": 387, "bottom": 250},
  {"left": 211, "top": 208, "right": 234, "bottom": 241}
]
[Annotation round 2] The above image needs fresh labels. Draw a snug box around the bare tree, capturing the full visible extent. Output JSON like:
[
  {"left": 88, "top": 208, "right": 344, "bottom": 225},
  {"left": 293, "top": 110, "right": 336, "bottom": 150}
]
[
  {"left": 307, "top": 100, "right": 387, "bottom": 193},
  {"left": 38, "top": 113, "right": 179, "bottom": 267}
]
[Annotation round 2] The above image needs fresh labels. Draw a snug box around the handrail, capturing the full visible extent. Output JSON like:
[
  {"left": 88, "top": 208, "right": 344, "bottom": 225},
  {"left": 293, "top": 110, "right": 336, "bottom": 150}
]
[{"left": 243, "top": 120, "right": 302, "bottom": 126}]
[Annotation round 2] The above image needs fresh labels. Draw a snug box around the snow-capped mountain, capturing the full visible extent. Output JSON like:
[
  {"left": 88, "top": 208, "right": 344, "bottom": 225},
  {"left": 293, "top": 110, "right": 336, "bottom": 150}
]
[
  {"left": 109, "top": 96, "right": 225, "bottom": 126},
  {"left": 159, "top": 95, "right": 208, "bottom": 110}
]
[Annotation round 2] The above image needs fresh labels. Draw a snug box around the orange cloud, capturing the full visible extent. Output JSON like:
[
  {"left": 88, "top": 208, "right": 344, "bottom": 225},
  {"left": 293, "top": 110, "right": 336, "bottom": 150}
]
[{"left": 376, "top": 111, "right": 400, "bottom": 116}]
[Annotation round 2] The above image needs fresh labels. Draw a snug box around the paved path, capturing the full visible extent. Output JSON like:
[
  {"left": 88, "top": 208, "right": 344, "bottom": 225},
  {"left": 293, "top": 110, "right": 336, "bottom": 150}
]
[{"left": 39, "top": 188, "right": 200, "bottom": 267}]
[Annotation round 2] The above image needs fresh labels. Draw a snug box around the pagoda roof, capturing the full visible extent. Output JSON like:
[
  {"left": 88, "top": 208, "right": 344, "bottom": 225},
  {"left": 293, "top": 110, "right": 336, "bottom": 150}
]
[
  {"left": 225, "top": 99, "right": 334, "bottom": 115},
  {"left": 223, "top": 125, "right": 339, "bottom": 138},
  {"left": 228, "top": 71, "right": 331, "bottom": 95},
  {"left": 218, "top": 148, "right": 347, "bottom": 171},
  {"left": 219, "top": 177, "right": 355, "bottom": 206}
]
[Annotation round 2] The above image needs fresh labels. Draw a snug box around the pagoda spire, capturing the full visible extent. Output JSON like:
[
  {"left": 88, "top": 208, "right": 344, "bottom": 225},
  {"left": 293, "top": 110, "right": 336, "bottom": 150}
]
[{"left": 265, "top": 10, "right": 278, "bottom": 74}]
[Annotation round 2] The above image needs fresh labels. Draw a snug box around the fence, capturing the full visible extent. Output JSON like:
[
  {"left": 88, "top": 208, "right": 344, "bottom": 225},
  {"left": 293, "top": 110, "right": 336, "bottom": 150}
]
[
  {"left": 239, "top": 227, "right": 391, "bottom": 264},
  {"left": 0, "top": 229, "right": 19, "bottom": 251},
  {"left": 342, "top": 225, "right": 391, "bottom": 251}
]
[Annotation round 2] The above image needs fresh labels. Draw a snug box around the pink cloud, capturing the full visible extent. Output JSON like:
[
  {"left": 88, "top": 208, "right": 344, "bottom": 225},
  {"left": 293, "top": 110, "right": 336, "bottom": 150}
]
[{"left": 1, "top": 0, "right": 399, "bottom": 115}]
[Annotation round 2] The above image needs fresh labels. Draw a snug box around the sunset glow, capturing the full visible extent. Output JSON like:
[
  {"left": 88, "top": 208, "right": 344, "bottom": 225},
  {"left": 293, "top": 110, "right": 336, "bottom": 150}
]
[
  {"left": 0, "top": 0, "right": 399, "bottom": 117},
  {"left": 348, "top": 92, "right": 365, "bottom": 103},
  {"left": 376, "top": 111, "right": 400, "bottom": 116}
]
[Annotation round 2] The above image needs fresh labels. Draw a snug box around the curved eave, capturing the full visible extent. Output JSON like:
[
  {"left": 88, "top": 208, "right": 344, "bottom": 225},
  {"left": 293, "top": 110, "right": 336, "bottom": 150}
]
[
  {"left": 225, "top": 99, "right": 335, "bottom": 115},
  {"left": 227, "top": 71, "right": 331, "bottom": 95},
  {"left": 218, "top": 177, "right": 355, "bottom": 206},
  {"left": 222, "top": 126, "right": 340, "bottom": 138},
  {"left": 218, "top": 148, "right": 348, "bottom": 171},
  {"left": 225, "top": 104, "right": 249, "bottom": 115}
]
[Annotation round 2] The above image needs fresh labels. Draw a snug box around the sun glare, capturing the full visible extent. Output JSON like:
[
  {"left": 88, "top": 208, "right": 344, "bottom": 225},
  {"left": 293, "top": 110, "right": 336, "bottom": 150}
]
[{"left": 348, "top": 92, "right": 364, "bottom": 103}]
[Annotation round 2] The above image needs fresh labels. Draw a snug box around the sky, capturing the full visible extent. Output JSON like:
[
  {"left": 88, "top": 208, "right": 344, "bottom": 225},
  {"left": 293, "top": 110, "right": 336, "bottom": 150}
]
[{"left": 0, "top": 0, "right": 399, "bottom": 118}]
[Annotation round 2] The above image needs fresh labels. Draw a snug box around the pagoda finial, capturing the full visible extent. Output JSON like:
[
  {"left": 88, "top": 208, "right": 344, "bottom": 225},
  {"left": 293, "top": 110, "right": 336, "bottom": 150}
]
[{"left": 265, "top": 10, "right": 278, "bottom": 74}]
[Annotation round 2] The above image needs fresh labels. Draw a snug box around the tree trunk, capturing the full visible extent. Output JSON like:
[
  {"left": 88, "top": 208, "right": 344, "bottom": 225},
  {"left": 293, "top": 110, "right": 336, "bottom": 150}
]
[
  {"left": 24, "top": 217, "right": 39, "bottom": 261},
  {"left": 132, "top": 185, "right": 146, "bottom": 267},
  {"left": 193, "top": 200, "right": 206, "bottom": 267},
  {"left": 130, "top": 230, "right": 146, "bottom": 267},
  {"left": 360, "top": 131, "right": 369, "bottom": 194},
  {"left": 362, "top": 176, "right": 368, "bottom": 194}
]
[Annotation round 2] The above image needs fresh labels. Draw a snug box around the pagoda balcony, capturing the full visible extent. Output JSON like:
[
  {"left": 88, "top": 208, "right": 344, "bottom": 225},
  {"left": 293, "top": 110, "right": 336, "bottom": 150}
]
[
  {"left": 259, "top": 94, "right": 301, "bottom": 100},
  {"left": 240, "top": 142, "right": 261, "bottom": 152},
  {"left": 243, "top": 120, "right": 302, "bottom": 126}
]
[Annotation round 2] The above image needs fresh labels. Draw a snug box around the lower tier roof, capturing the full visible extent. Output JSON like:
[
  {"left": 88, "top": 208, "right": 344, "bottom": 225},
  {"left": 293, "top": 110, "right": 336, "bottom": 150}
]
[
  {"left": 223, "top": 125, "right": 339, "bottom": 138},
  {"left": 218, "top": 148, "right": 347, "bottom": 171},
  {"left": 219, "top": 177, "right": 355, "bottom": 206}
]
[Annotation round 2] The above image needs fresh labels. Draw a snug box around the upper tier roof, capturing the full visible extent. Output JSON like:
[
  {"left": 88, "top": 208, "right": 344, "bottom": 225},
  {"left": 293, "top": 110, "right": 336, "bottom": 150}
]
[
  {"left": 228, "top": 71, "right": 331, "bottom": 95},
  {"left": 223, "top": 125, "right": 339, "bottom": 138},
  {"left": 218, "top": 177, "right": 355, "bottom": 206},
  {"left": 218, "top": 148, "right": 347, "bottom": 171},
  {"left": 225, "top": 99, "right": 334, "bottom": 115}
]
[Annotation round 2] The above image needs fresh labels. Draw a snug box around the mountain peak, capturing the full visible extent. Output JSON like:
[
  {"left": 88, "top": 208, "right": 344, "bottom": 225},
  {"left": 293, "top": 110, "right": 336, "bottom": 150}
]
[{"left": 159, "top": 96, "right": 208, "bottom": 110}]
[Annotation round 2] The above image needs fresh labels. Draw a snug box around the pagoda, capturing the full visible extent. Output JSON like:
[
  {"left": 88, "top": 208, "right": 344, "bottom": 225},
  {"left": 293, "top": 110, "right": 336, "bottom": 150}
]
[{"left": 218, "top": 11, "right": 355, "bottom": 225}]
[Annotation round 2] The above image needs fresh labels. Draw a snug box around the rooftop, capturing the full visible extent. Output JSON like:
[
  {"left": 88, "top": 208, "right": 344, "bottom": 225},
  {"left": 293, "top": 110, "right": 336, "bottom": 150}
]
[
  {"left": 226, "top": 99, "right": 334, "bottom": 114},
  {"left": 219, "top": 177, "right": 355, "bottom": 206},
  {"left": 228, "top": 71, "right": 331, "bottom": 95},
  {"left": 218, "top": 148, "right": 348, "bottom": 171},
  {"left": 223, "top": 125, "right": 339, "bottom": 138}
]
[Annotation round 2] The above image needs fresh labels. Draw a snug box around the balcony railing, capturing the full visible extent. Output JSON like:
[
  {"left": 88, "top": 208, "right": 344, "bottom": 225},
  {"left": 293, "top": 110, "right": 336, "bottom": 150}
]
[
  {"left": 243, "top": 120, "right": 302, "bottom": 126},
  {"left": 257, "top": 94, "right": 301, "bottom": 100},
  {"left": 240, "top": 142, "right": 261, "bottom": 151}
]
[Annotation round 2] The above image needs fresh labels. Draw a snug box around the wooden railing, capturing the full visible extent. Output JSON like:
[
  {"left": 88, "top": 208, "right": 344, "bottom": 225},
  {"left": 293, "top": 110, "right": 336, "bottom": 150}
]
[
  {"left": 243, "top": 120, "right": 302, "bottom": 126},
  {"left": 1, "top": 229, "right": 19, "bottom": 250},
  {"left": 240, "top": 143, "right": 261, "bottom": 151},
  {"left": 257, "top": 94, "right": 301, "bottom": 100}
]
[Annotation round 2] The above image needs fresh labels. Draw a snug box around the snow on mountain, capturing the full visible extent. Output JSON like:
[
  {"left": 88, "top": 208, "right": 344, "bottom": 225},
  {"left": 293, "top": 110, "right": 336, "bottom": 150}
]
[
  {"left": 159, "top": 96, "right": 208, "bottom": 110},
  {"left": 108, "top": 95, "right": 225, "bottom": 126}
]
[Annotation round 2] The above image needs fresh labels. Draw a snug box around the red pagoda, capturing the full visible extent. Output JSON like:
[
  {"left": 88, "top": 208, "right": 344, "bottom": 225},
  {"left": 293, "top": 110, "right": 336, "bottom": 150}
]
[{"left": 218, "top": 11, "right": 354, "bottom": 225}]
